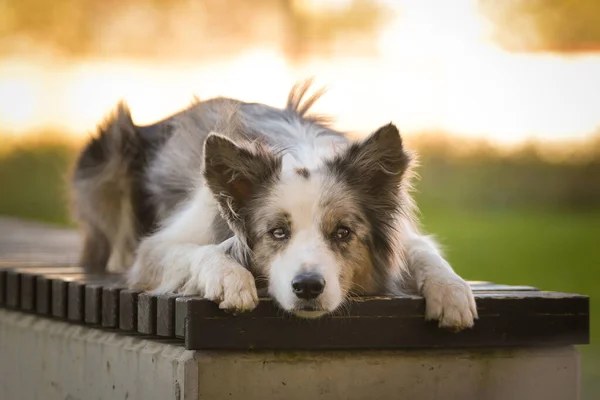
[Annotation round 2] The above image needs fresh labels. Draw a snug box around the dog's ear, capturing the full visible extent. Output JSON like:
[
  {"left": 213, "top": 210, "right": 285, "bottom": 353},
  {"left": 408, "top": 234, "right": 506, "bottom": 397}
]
[
  {"left": 328, "top": 123, "right": 411, "bottom": 191},
  {"left": 204, "top": 133, "right": 281, "bottom": 221}
]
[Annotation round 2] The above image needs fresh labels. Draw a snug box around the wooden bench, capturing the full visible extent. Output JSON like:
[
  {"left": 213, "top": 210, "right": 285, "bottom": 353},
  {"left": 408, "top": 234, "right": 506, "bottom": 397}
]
[{"left": 0, "top": 217, "right": 590, "bottom": 399}]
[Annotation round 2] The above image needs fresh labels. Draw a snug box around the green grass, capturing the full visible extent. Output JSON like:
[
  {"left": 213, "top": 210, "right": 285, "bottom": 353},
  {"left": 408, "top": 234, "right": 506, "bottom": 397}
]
[
  {"left": 419, "top": 206, "right": 600, "bottom": 398},
  {"left": 0, "top": 140, "right": 77, "bottom": 226}
]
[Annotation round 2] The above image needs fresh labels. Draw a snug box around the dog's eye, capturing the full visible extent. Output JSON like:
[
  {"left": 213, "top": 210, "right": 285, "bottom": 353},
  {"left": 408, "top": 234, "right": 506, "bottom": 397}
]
[
  {"left": 270, "top": 227, "right": 290, "bottom": 240},
  {"left": 335, "top": 227, "right": 352, "bottom": 240}
]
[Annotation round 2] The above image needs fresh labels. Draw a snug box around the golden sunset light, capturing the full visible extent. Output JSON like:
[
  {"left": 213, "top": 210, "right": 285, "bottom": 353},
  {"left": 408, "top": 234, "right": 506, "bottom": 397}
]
[{"left": 1, "top": 0, "right": 598, "bottom": 145}]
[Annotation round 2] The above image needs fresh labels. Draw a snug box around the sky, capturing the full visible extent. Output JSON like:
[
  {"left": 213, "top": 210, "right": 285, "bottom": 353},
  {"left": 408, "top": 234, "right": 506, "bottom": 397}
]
[{"left": 0, "top": 0, "right": 599, "bottom": 145}]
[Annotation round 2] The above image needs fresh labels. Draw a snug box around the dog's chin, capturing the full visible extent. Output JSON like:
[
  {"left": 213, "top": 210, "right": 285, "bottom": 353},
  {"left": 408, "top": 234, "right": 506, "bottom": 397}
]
[{"left": 291, "top": 309, "right": 328, "bottom": 319}]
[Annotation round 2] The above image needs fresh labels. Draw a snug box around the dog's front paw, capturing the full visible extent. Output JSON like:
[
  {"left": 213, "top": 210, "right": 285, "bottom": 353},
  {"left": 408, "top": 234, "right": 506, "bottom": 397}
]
[
  {"left": 183, "top": 250, "right": 259, "bottom": 313},
  {"left": 422, "top": 274, "right": 478, "bottom": 331},
  {"left": 211, "top": 265, "right": 259, "bottom": 313}
]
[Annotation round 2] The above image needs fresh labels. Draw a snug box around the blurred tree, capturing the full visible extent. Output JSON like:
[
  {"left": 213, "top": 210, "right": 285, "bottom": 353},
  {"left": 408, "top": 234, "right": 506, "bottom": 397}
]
[
  {"left": 0, "top": 0, "right": 388, "bottom": 59},
  {"left": 479, "top": 0, "right": 600, "bottom": 53}
]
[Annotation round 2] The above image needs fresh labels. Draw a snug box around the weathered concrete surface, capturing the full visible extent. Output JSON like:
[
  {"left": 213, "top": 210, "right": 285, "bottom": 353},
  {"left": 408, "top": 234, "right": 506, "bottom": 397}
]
[
  {"left": 0, "top": 309, "right": 580, "bottom": 400},
  {"left": 0, "top": 309, "right": 197, "bottom": 400},
  {"left": 195, "top": 347, "right": 580, "bottom": 400}
]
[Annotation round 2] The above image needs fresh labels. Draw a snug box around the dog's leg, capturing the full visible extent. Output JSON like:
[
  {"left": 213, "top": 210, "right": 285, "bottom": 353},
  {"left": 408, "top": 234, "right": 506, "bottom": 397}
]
[
  {"left": 106, "top": 194, "right": 137, "bottom": 273},
  {"left": 79, "top": 225, "right": 111, "bottom": 274},
  {"left": 127, "top": 187, "right": 258, "bottom": 312},
  {"left": 401, "top": 221, "right": 478, "bottom": 330}
]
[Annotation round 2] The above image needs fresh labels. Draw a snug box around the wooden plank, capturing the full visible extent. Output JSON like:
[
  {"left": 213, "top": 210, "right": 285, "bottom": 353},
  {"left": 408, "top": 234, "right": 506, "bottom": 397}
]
[
  {"left": 67, "top": 280, "right": 86, "bottom": 322},
  {"left": 0, "top": 274, "right": 4, "bottom": 306},
  {"left": 169, "top": 281, "right": 537, "bottom": 344},
  {"left": 119, "top": 289, "right": 141, "bottom": 332},
  {"left": 101, "top": 285, "right": 125, "bottom": 328},
  {"left": 175, "top": 297, "right": 190, "bottom": 339},
  {"left": 137, "top": 293, "right": 157, "bottom": 335},
  {"left": 35, "top": 275, "right": 53, "bottom": 315},
  {"left": 176, "top": 291, "right": 589, "bottom": 350},
  {"left": 0, "top": 268, "right": 6, "bottom": 306},
  {"left": 156, "top": 293, "right": 181, "bottom": 337},
  {"left": 20, "top": 274, "right": 37, "bottom": 311},
  {"left": 5, "top": 270, "right": 21, "bottom": 309},
  {"left": 84, "top": 283, "right": 103, "bottom": 325},
  {"left": 52, "top": 278, "right": 70, "bottom": 319}
]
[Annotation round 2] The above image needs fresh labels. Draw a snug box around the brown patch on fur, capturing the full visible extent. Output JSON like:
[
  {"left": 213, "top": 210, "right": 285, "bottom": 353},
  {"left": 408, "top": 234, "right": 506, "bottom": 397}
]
[
  {"left": 347, "top": 244, "right": 378, "bottom": 294},
  {"left": 318, "top": 187, "right": 378, "bottom": 296},
  {"left": 295, "top": 168, "right": 310, "bottom": 179},
  {"left": 338, "top": 242, "right": 377, "bottom": 296}
]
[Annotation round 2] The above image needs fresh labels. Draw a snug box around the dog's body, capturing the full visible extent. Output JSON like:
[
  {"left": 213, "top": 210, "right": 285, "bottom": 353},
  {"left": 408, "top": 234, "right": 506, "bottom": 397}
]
[{"left": 72, "top": 82, "right": 477, "bottom": 329}]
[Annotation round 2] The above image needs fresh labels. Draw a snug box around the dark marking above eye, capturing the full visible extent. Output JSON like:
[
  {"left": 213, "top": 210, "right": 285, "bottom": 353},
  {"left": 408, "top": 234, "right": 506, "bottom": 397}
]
[{"left": 295, "top": 168, "right": 310, "bottom": 179}]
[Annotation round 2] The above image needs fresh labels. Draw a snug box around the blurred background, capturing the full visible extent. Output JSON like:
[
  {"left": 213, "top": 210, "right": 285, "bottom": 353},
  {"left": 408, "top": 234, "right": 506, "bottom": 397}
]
[{"left": 0, "top": 0, "right": 598, "bottom": 396}]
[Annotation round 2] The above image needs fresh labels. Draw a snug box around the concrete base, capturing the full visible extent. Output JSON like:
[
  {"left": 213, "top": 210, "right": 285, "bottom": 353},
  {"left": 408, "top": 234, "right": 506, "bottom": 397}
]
[{"left": 0, "top": 309, "right": 580, "bottom": 400}]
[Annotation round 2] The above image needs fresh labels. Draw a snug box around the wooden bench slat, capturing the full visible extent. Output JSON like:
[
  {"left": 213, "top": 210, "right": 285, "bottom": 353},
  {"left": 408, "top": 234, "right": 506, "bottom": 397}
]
[
  {"left": 35, "top": 276, "right": 54, "bottom": 315},
  {"left": 102, "top": 285, "right": 126, "bottom": 328},
  {"left": 5, "top": 270, "right": 21, "bottom": 309},
  {"left": 156, "top": 293, "right": 181, "bottom": 338},
  {"left": 84, "top": 283, "right": 104, "bottom": 325},
  {"left": 119, "top": 289, "right": 141, "bottom": 332},
  {"left": 137, "top": 292, "right": 157, "bottom": 335},
  {"left": 175, "top": 292, "right": 589, "bottom": 350},
  {"left": 0, "top": 269, "right": 6, "bottom": 306}
]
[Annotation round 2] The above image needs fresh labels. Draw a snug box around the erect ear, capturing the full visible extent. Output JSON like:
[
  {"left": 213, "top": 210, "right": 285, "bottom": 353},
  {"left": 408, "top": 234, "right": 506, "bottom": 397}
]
[
  {"left": 203, "top": 133, "right": 281, "bottom": 221},
  {"left": 328, "top": 123, "right": 410, "bottom": 191}
]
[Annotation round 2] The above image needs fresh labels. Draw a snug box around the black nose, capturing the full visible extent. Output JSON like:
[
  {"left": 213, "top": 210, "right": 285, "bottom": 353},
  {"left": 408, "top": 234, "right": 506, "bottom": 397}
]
[{"left": 291, "top": 273, "right": 325, "bottom": 300}]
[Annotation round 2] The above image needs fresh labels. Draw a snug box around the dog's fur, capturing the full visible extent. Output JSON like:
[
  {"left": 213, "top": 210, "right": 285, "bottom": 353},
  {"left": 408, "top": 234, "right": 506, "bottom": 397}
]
[{"left": 71, "top": 81, "right": 477, "bottom": 329}]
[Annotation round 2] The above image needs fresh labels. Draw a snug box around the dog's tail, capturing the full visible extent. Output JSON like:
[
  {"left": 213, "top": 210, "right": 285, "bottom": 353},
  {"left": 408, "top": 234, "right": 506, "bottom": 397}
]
[{"left": 71, "top": 102, "right": 141, "bottom": 273}]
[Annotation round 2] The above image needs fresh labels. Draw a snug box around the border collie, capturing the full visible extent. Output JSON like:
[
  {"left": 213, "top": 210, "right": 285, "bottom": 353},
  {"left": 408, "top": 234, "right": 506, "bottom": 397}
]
[{"left": 71, "top": 81, "right": 477, "bottom": 330}]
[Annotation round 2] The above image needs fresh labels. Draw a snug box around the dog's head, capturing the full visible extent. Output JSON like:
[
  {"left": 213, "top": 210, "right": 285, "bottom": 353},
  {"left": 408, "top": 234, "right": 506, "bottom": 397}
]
[{"left": 203, "top": 123, "right": 411, "bottom": 317}]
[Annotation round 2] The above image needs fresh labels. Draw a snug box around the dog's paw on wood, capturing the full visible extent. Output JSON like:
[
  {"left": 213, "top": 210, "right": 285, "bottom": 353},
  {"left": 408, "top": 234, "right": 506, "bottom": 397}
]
[
  {"left": 215, "top": 266, "right": 259, "bottom": 313},
  {"left": 180, "top": 251, "right": 259, "bottom": 314},
  {"left": 422, "top": 274, "right": 478, "bottom": 332}
]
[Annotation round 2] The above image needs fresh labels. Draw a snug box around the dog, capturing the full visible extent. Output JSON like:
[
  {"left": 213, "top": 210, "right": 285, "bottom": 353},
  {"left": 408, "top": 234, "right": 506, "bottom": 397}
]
[{"left": 71, "top": 81, "right": 477, "bottom": 330}]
